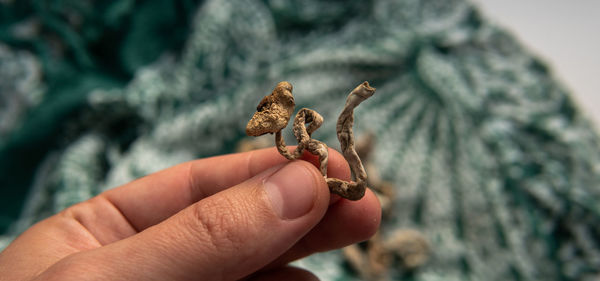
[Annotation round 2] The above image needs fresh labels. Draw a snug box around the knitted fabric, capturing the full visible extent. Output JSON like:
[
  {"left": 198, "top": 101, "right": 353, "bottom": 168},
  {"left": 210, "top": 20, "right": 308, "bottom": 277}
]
[{"left": 1, "top": 0, "right": 599, "bottom": 280}]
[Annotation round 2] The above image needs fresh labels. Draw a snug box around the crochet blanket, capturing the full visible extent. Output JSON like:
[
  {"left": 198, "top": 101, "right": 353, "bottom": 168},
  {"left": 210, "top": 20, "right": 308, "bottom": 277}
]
[{"left": 1, "top": 0, "right": 599, "bottom": 280}]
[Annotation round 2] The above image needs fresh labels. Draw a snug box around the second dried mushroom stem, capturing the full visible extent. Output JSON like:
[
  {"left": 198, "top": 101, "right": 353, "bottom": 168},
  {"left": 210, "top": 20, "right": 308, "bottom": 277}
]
[{"left": 326, "top": 82, "right": 375, "bottom": 200}]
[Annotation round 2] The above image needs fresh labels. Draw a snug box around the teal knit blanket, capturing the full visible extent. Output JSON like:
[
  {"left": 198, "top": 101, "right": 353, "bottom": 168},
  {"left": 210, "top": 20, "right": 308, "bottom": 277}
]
[{"left": 1, "top": 0, "right": 599, "bottom": 280}]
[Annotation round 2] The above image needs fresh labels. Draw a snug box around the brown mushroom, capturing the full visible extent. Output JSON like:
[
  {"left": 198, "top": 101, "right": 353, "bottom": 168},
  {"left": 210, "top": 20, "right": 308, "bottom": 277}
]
[
  {"left": 245, "top": 81, "right": 295, "bottom": 136},
  {"left": 385, "top": 229, "right": 430, "bottom": 270}
]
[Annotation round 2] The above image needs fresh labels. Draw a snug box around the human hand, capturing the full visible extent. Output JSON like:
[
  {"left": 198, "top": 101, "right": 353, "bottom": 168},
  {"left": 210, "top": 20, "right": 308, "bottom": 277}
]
[{"left": 0, "top": 148, "right": 381, "bottom": 280}]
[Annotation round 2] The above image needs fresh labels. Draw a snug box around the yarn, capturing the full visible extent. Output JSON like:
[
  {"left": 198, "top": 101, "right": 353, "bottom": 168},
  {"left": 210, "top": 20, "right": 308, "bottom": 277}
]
[{"left": 0, "top": 0, "right": 598, "bottom": 280}]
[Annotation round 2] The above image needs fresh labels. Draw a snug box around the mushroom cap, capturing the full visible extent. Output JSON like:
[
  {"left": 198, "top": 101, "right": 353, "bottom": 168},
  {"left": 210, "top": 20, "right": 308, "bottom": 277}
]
[
  {"left": 246, "top": 81, "right": 295, "bottom": 136},
  {"left": 353, "top": 81, "right": 376, "bottom": 99},
  {"left": 385, "top": 229, "right": 429, "bottom": 270}
]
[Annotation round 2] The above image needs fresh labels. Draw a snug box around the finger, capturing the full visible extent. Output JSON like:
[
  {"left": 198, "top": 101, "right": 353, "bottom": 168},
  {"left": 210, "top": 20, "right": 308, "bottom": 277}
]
[
  {"left": 247, "top": 266, "right": 319, "bottom": 281},
  {"left": 46, "top": 160, "right": 331, "bottom": 281},
  {"left": 101, "top": 147, "right": 351, "bottom": 231},
  {"left": 265, "top": 188, "right": 381, "bottom": 269},
  {"left": 0, "top": 215, "right": 102, "bottom": 281}
]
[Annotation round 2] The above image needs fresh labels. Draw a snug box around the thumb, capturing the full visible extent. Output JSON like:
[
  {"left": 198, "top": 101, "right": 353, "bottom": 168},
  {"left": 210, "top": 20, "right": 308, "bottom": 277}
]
[{"left": 43, "top": 160, "right": 330, "bottom": 281}]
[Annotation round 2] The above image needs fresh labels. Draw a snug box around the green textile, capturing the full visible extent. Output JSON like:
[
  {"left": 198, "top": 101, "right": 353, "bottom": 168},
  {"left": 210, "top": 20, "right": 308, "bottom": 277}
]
[{"left": 1, "top": 0, "right": 599, "bottom": 280}]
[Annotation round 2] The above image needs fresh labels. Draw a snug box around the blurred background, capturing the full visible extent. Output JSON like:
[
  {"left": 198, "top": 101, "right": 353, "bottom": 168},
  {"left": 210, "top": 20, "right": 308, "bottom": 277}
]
[{"left": 475, "top": 0, "right": 600, "bottom": 126}]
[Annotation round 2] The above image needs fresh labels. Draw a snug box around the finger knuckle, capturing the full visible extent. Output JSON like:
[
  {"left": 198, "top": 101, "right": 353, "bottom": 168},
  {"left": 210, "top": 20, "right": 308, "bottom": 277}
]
[{"left": 188, "top": 196, "right": 254, "bottom": 254}]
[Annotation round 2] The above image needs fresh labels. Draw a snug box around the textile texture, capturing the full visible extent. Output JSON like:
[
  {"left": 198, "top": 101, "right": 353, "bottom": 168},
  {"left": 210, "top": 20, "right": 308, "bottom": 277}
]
[{"left": 1, "top": 0, "right": 599, "bottom": 280}]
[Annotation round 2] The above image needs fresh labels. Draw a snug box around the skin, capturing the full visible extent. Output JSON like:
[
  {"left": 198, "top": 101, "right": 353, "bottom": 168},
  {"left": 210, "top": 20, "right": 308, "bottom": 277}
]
[{"left": 0, "top": 147, "right": 381, "bottom": 281}]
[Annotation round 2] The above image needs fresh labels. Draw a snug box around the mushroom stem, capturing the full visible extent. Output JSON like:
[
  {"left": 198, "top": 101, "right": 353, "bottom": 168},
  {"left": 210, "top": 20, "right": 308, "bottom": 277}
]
[
  {"left": 326, "top": 81, "right": 375, "bottom": 200},
  {"left": 275, "top": 131, "right": 296, "bottom": 160}
]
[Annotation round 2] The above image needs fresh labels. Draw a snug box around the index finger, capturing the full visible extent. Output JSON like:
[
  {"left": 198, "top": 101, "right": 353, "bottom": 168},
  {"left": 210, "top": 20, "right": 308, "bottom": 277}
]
[{"left": 102, "top": 147, "right": 351, "bottom": 231}]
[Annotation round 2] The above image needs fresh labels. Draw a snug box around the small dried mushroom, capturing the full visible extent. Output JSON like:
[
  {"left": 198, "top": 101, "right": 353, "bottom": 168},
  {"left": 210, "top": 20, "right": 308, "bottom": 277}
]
[
  {"left": 344, "top": 229, "right": 430, "bottom": 280},
  {"left": 245, "top": 81, "right": 375, "bottom": 200},
  {"left": 246, "top": 81, "right": 295, "bottom": 137}
]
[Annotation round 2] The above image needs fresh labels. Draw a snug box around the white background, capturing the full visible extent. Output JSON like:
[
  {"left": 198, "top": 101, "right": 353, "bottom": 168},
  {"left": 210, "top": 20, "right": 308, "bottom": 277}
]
[{"left": 473, "top": 1, "right": 600, "bottom": 126}]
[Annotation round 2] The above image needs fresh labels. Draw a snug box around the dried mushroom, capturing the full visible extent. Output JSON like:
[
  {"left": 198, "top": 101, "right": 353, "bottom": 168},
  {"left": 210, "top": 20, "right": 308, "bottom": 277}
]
[
  {"left": 327, "top": 82, "right": 375, "bottom": 200},
  {"left": 343, "top": 230, "right": 430, "bottom": 280},
  {"left": 245, "top": 81, "right": 375, "bottom": 200},
  {"left": 385, "top": 229, "right": 430, "bottom": 270},
  {"left": 246, "top": 81, "right": 295, "bottom": 136}
]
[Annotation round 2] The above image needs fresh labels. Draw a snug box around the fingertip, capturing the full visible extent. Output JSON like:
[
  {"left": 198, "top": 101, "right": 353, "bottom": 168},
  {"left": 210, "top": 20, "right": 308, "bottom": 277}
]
[
  {"left": 264, "top": 160, "right": 330, "bottom": 220},
  {"left": 332, "top": 188, "right": 381, "bottom": 242},
  {"left": 356, "top": 188, "right": 382, "bottom": 239},
  {"left": 328, "top": 194, "right": 341, "bottom": 205},
  {"left": 260, "top": 187, "right": 383, "bottom": 268}
]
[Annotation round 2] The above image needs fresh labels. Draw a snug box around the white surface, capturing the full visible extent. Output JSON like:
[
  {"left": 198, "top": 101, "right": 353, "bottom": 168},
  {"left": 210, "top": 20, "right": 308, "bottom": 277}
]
[{"left": 473, "top": 1, "right": 600, "bottom": 125}]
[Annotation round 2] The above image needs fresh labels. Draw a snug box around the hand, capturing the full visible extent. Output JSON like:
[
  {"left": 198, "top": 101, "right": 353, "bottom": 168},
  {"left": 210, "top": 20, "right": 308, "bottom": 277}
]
[{"left": 0, "top": 148, "right": 381, "bottom": 280}]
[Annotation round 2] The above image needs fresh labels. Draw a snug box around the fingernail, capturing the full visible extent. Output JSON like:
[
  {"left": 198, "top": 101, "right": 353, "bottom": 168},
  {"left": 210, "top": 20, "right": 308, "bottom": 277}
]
[{"left": 264, "top": 161, "right": 318, "bottom": 219}]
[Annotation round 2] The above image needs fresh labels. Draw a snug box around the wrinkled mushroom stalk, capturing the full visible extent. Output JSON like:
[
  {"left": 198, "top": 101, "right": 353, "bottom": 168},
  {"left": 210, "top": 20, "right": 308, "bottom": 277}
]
[
  {"left": 327, "top": 82, "right": 375, "bottom": 200},
  {"left": 247, "top": 81, "right": 375, "bottom": 200}
]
